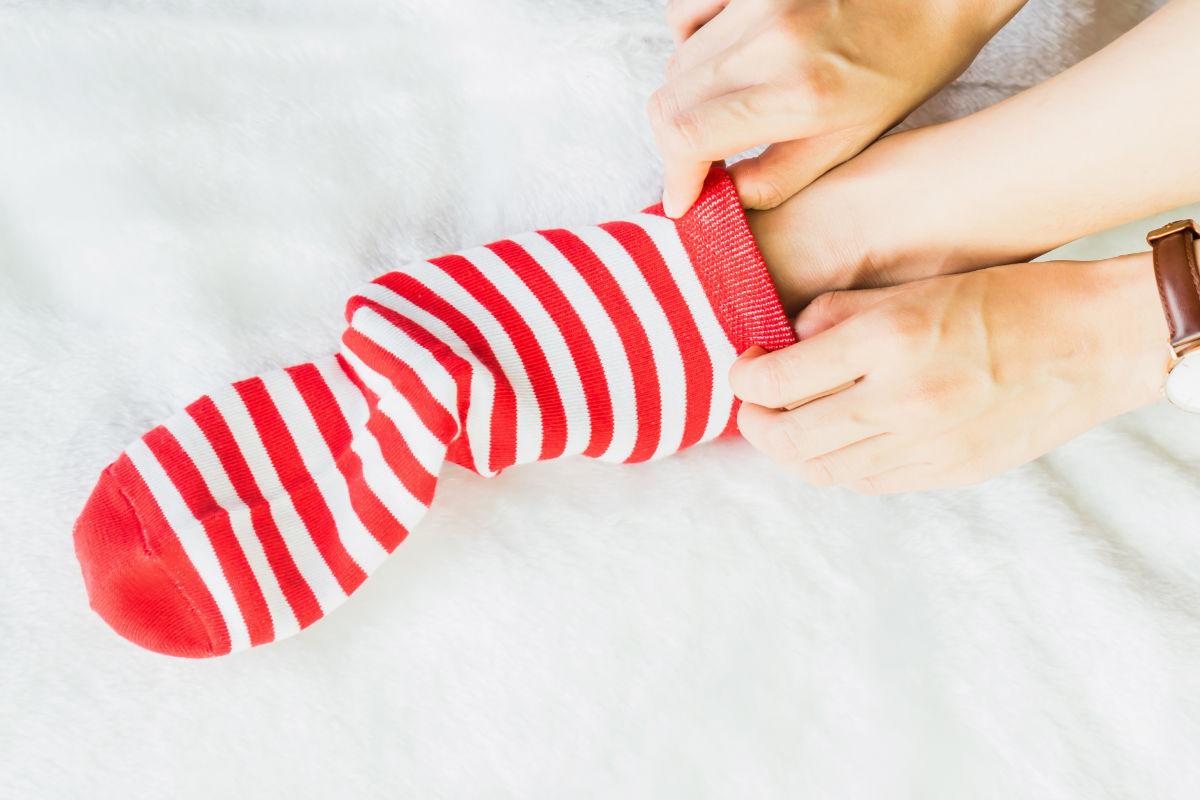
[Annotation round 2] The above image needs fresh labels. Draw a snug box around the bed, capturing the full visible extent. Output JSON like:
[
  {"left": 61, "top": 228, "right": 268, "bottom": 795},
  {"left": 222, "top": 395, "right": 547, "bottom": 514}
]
[{"left": 4, "top": 0, "right": 1198, "bottom": 796}]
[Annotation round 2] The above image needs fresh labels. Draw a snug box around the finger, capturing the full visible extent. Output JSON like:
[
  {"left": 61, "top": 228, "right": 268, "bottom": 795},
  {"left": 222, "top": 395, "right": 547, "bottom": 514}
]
[
  {"left": 665, "top": 1, "right": 747, "bottom": 79},
  {"left": 728, "top": 313, "right": 877, "bottom": 409},
  {"left": 725, "top": 128, "right": 870, "bottom": 210},
  {"left": 656, "top": 86, "right": 824, "bottom": 218},
  {"left": 793, "top": 432, "right": 907, "bottom": 487},
  {"left": 665, "top": 0, "right": 731, "bottom": 46},
  {"left": 661, "top": 159, "right": 714, "bottom": 219},
  {"left": 845, "top": 462, "right": 942, "bottom": 495},
  {"left": 871, "top": 411, "right": 1045, "bottom": 494},
  {"left": 658, "top": 84, "right": 823, "bottom": 162},
  {"left": 736, "top": 383, "right": 885, "bottom": 470},
  {"left": 792, "top": 286, "right": 903, "bottom": 341},
  {"left": 651, "top": 51, "right": 747, "bottom": 218},
  {"left": 843, "top": 423, "right": 1011, "bottom": 494}
]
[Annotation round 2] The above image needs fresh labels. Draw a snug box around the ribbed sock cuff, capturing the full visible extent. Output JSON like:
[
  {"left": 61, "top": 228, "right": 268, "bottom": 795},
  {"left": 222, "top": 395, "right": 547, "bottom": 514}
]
[{"left": 648, "top": 167, "right": 796, "bottom": 354}]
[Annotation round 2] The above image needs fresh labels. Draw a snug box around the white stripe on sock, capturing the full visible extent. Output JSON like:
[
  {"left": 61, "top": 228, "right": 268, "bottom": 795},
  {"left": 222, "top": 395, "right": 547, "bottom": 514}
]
[
  {"left": 126, "top": 437, "right": 251, "bottom": 653},
  {"left": 572, "top": 224, "right": 688, "bottom": 461},
  {"left": 353, "top": 281, "right": 496, "bottom": 476},
  {"left": 633, "top": 212, "right": 738, "bottom": 445},
  {"left": 206, "top": 381, "right": 345, "bottom": 613},
  {"left": 519, "top": 230, "right": 639, "bottom": 463},
  {"left": 168, "top": 409, "right": 300, "bottom": 643},
  {"left": 461, "top": 244, "right": 591, "bottom": 457},
  {"left": 338, "top": 346, "right": 450, "bottom": 479},
  {"left": 313, "top": 355, "right": 430, "bottom": 530},
  {"left": 408, "top": 260, "right": 544, "bottom": 470},
  {"left": 258, "top": 370, "right": 390, "bottom": 575},
  {"left": 349, "top": 307, "right": 458, "bottom": 418}
]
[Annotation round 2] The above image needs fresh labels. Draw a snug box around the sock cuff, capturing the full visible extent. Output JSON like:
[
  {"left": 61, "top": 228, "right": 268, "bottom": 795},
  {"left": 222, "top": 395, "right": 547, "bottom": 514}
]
[{"left": 648, "top": 167, "right": 796, "bottom": 354}]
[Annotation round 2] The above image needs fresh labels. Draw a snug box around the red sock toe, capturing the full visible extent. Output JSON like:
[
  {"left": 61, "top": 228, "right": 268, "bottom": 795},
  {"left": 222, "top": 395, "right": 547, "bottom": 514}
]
[{"left": 74, "top": 458, "right": 230, "bottom": 658}]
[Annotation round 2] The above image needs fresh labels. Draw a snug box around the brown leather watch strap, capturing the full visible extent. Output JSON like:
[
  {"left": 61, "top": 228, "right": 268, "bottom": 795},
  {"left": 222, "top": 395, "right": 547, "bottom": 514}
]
[{"left": 1147, "top": 219, "right": 1200, "bottom": 352}]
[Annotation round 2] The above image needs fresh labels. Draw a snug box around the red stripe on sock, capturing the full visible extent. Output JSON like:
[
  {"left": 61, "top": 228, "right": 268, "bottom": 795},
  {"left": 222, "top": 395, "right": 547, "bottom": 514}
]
[
  {"left": 186, "top": 396, "right": 322, "bottom": 629},
  {"left": 110, "top": 451, "right": 232, "bottom": 655},
  {"left": 346, "top": 297, "right": 473, "bottom": 462},
  {"left": 600, "top": 221, "right": 713, "bottom": 453},
  {"left": 233, "top": 377, "right": 367, "bottom": 596},
  {"left": 487, "top": 239, "right": 614, "bottom": 459},
  {"left": 721, "top": 401, "right": 740, "bottom": 438},
  {"left": 372, "top": 271, "right": 519, "bottom": 473},
  {"left": 538, "top": 228, "right": 662, "bottom": 463},
  {"left": 335, "top": 354, "right": 439, "bottom": 507},
  {"left": 431, "top": 253, "right": 567, "bottom": 464},
  {"left": 141, "top": 426, "right": 274, "bottom": 647},
  {"left": 285, "top": 363, "right": 409, "bottom": 553},
  {"left": 342, "top": 328, "right": 459, "bottom": 448}
]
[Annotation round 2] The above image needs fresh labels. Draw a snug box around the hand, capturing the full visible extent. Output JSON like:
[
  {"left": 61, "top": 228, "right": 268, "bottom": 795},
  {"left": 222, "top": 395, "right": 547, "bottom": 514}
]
[
  {"left": 729, "top": 255, "right": 1171, "bottom": 494},
  {"left": 651, "top": 0, "right": 1024, "bottom": 217},
  {"left": 750, "top": 0, "right": 1200, "bottom": 302}
]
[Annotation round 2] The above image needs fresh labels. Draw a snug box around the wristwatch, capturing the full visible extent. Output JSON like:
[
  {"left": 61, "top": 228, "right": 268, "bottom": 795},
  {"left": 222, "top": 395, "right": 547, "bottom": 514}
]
[{"left": 1147, "top": 219, "right": 1200, "bottom": 412}]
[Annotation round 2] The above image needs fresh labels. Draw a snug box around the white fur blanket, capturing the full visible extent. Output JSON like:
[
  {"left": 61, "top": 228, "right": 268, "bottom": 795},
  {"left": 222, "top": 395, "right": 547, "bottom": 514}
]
[{"left": 5, "top": 1, "right": 1200, "bottom": 797}]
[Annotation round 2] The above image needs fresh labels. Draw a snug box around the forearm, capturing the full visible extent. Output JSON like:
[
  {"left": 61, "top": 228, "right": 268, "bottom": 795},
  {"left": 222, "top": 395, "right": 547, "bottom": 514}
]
[{"left": 861, "top": 0, "right": 1200, "bottom": 279}]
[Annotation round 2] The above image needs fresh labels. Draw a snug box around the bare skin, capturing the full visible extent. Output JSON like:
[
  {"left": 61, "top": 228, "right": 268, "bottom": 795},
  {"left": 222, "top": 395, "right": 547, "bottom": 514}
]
[
  {"left": 651, "top": 0, "right": 1027, "bottom": 216},
  {"left": 729, "top": 0, "right": 1200, "bottom": 492},
  {"left": 747, "top": 0, "right": 1200, "bottom": 313},
  {"left": 731, "top": 253, "right": 1174, "bottom": 494}
]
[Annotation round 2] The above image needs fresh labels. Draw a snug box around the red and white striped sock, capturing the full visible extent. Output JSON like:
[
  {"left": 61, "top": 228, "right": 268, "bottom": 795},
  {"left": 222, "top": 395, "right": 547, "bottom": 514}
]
[{"left": 73, "top": 167, "right": 795, "bottom": 657}]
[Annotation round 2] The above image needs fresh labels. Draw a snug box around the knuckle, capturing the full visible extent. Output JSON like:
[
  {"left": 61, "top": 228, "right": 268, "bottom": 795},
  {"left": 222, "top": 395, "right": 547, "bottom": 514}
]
[
  {"left": 773, "top": 73, "right": 821, "bottom": 121},
  {"left": 913, "top": 376, "right": 948, "bottom": 406},
  {"left": 763, "top": 418, "right": 803, "bottom": 465},
  {"left": 795, "top": 57, "right": 840, "bottom": 104},
  {"left": 876, "top": 305, "right": 924, "bottom": 343},
  {"left": 806, "top": 290, "right": 842, "bottom": 318},
  {"left": 754, "top": 356, "right": 794, "bottom": 407},
  {"left": 665, "top": 52, "right": 683, "bottom": 79},
  {"left": 771, "top": 7, "right": 812, "bottom": 43},
  {"left": 725, "top": 88, "right": 762, "bottom": 123},
  {"left": 752, "top": 176, "right": 787, "bottom": 210},
  {"left": 646, "top": 90, "right": 671, "bottom": 128},
  {"left": 899, "top": 378, "right": 950, "bottom": 420},
  {"left": 662, "top": 109, "right": 705, "bottom": 156},
  {"left": 851, "top": 474, "right": 883, "bottom": 495},
  {"left": 798, "top": 455, "right": 838, "bottom": 487},
  {"left": 704, "top": 47, "right": 733, "bottom": 84}
]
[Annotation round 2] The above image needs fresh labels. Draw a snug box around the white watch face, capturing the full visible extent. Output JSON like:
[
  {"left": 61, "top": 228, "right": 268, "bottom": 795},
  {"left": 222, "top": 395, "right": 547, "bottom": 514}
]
[{"left": 1165, "top": 350, "right": 1200, "bottom": 412}]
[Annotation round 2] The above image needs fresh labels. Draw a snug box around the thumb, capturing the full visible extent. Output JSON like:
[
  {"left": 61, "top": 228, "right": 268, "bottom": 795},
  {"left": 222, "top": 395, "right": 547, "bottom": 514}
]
[
  {"left": 793, "top": 285, "right": 899, "bottom": 341},
  {"left": 728, "top": 131, "right": 866, "bottom": 210}
]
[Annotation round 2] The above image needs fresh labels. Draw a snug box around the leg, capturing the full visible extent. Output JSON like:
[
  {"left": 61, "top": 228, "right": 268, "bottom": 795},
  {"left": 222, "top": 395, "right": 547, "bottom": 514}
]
[{"left": 73, "top": 167, "right": 794, "bottom": 657}]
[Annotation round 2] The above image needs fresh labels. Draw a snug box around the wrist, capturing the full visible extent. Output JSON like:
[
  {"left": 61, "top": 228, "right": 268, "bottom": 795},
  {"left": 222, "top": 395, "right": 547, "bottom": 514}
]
[
  {"left": 809, "top": 127, "right": 993, "bottom": 286},
  {"left": 1083, "top": 250, "right": 1175, "bottom": 416},
  {"left": 860, "top": 0, "right": 1200, "bottom": 276},
  {"left": 839, "top": 123, "right": 1054, "bottom": 281}
]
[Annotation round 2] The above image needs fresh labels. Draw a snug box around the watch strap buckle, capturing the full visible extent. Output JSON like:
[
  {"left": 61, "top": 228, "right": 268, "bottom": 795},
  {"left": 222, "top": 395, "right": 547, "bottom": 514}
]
[{"left": 1147, "top": 219, "right": 1198, "bottom": 245}]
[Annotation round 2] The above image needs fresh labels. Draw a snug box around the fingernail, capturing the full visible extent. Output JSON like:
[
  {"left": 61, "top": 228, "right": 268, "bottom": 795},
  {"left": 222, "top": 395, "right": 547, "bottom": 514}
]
[
  {"left": 662, "top": 189, "right": 679, "bottom": 219},
  {"left": 738, "top": 345, "right": 767, "bottom": 360}
]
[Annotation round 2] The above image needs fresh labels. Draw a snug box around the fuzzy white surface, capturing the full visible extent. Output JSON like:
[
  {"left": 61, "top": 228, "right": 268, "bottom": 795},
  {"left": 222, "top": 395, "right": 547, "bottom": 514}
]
[{"left": 4, "top": 1, "right": 1200, "bottom": 797}]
